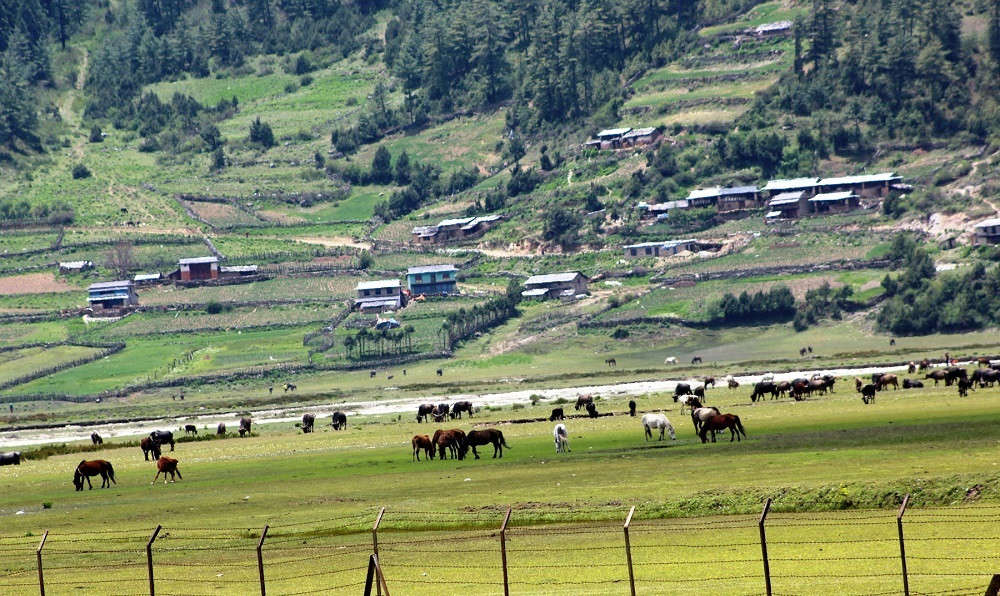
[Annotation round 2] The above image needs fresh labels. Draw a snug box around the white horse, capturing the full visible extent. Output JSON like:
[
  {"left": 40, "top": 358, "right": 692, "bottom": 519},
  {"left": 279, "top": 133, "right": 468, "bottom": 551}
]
[
  {"left": 553, "top": 424, "right": 570, "bottom": 453},
  {"left": 641, "top": 413, "right": 676, "bottom": 442},
  {"left": 664, "top": 357, "right": 678, "bottom": 365},
  {"left": 761, "top": 372, "right": 774, "bottom": 382},
  {"left": 676, "top": 394, "right": 701, "bottom": 414}
]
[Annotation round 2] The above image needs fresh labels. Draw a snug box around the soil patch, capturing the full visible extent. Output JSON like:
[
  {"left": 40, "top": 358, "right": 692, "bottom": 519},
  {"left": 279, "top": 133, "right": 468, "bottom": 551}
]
[{"left": 0, "top": 273, "right": 81, "bottom": 295}]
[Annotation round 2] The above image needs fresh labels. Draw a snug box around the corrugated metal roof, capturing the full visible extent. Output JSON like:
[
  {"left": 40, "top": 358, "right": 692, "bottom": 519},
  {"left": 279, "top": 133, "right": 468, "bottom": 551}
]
[
  {"left": 754, "top": 20, "right": 792, "bottom": 33},
  {"left": 597, "top": 128, "right": 631, "bottom": 138},
  {"left": 687, "top": 187, "right": 721, "bottom": 200},
  {"left": 648, "top": 200, "right": 688, "bottom": 212},
  {"left": 357, "top": 279, "right": 401, "bottom": 291},
  {"left": 407, "top": 264, "right": 457, "bottom": 275},
  {"left": 88, "top": 291, "right": 132, "bottom": 301},
  {"left": 622, "top": 127, "right": 658, "bottom": 138},
  {"left": 437, "top": 217, "right": 476, "bottom": 227},
  {"left": 355, "top": 297, "right": 400, "bottom": 308},
  {"left": 220, "top": 265, "right": 258, "bottom": 273},
  {"left": 809, "top": 191, "right": 856, "bottom": 202},
  {"left": 60, "top": 261, "right": 93, "bottom": 269},
  {"left": 521, "top": 288, "right": 549, "bottom": 297},
  {"left": 763, "top": 178, "right": 820, "bottom": 191},
  {"left": 179, "top": 256, "right": 218, "bottom": 265},
  {"left": 525, "top": 272, "right": 586, "bottom": 286},
  {"left": 412, "top": 225, "right": 437, "bottom": 234},
  {"left": 975, "top": 218, "right": 1000, "bottom": 228},
  {"left": 134, "top": 273, "right": 161, "bottom": 281},
  {"left": 623, "top": 239, "right": 697, "bottom": 249},
  {"left": 818, "top": 172, "right": 899, "bottom": 186},
  {"left": 88, "top": 280, "right": 133, "bottom": 290}
]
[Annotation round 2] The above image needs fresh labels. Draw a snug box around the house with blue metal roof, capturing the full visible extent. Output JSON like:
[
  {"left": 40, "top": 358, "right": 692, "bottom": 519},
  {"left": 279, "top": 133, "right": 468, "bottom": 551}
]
[{"left": 87, "top": 280, "right": 138, "bottom": 312}]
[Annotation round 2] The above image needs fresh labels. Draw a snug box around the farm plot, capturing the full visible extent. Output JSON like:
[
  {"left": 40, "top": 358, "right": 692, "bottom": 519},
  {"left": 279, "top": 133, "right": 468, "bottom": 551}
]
[
  {"left": 371, "top": 251, "right": 465, "bottom": 271},
  {"left": 0, "top": 231, "right": 60, "bottom": 254},
  {"left": 139, "top": 276, "right": 362, "bottom": 305},
  {"left": 184, "top": 201, "right": 267, "bottom": 228},
  {"left": 0, "top": 273, "right": 82, "bottom": 295},
  {"left": 256, "top": 185, "right": 391, "bottom": 223},
  {"left": 0, "top": 290, "right": 84, "bottom": 312},
  {"left": 211, "top": 234, "right": 343, "bottom": 263},
  {"left": 0, "top": 345, "right": 103, "bottom": 385},
  {"left": 93, "top": 303, "right": 342, "bottom": 338},
  {"left": 698, "top": 1, "right": 808, "bottom": 37},
  {"left": 0, "top": 322, "right": 70, "bottom": 346}
]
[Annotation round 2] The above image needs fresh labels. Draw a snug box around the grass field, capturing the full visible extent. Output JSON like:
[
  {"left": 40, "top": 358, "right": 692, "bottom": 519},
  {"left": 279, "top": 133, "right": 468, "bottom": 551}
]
[
  {"left": 3, "top": 381, "right": 1000, "bottom": 593},
  {"left": 0, "top": 345, "right": 102, "bottom": 385}
]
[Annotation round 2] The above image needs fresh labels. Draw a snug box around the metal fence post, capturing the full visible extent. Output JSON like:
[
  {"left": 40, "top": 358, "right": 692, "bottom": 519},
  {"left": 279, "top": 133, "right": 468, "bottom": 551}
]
[
  {"left": 985, "top": 574, "right": 1000, "bottom": 596},
  {"left": 624, "top": 506, "right": 636, "bottom": 596},
  {"left": 36, "top": 530, "right": 48, "bottom": 596},
  {"left": 372, "top": 508, "right": 385, "bottom": 596},
  {"left": 256, "top": 525, "right": 269, "bottom": 596},
  {"left": 500, "top": 506, "right": 512, "bottom": 596},
  {"left": 146, "top": 525, "right": 161, "bottom": 596},
  {"left": 759, "top": 498, "right": 772, "bottom": 596},
  {"left": 898, "top": 494, "right": 910, "bottom": 596}
]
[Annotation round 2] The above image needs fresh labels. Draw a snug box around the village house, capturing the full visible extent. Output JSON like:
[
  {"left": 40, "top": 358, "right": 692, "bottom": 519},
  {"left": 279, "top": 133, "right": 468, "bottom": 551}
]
[
  {"left": 623, "top": 239, "right": 718, "bottom": 258},
  {"left": 411, "top": 215, "right": 500, "bottom": 245},
  {"left": 753, "top": 20, "right": 793, "bottom": 37},
  {"left": 355, "top": 279, "right": 404, "bottom": 313},
  {"left": 620, "top": 127, "right": 662, "bottom": 148},
  {"left": 816, "top": 172, "right": 901, "bottom": 199},
  {"left": 59, "top": 260, "right": 94, "bottom": 274},
  {"left": 594, "top": 128, "right": 632, "bottom": 149},
  {"left": 87, "top": 280, "right": 138, "bottom": 312},
  {"left": 974, "top": 218, "right": 1000, "bottom": 246},
  {"left": 765, "top": 191, "right": 810, "bottom": 220},
  {"left": 176, "top": 256, "right": 219, "bottom": 281},
  {"left": 522, "top": 272, "right": 589, "bottom": 300},
  {"left": 406, "top": 264, "right": 458, "bottom": 296},
  {"left": 762, "top": 177, "right": 820, "bottom": 199},
  {"left": 687, "top": 186, "right": 761, "bottom": 212},
  {"left": 808, "top": 191, "right": 860, "bottom": 215}
]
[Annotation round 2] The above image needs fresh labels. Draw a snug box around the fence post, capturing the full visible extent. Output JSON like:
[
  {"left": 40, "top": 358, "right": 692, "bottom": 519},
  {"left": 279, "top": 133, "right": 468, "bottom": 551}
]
[
  {"left": 256, "top": 525, "right": 269, "bottom": 596},
  {"left": 985, "top": 574, "right": 1000, "bottom": 596},
  {"left": 898, "top": 493, "right": 910, "bottom": 596},
  {"left": 759, "top": 498, "right": 772, "bottom": 596},
  {"left": 364, "top": 553, "right": 391, "bottom": 596},
  {"left": 624, "top": 506, "right": 636, "bottom": 596},
  {"left": 372, "top": 507, "right": 385, "bottom": 596},
  {"left": 36, "top": 530, "right": 48, "bottom": 596},
  {"left": 146, "top": 525, "right": 161, "bottom": 596},
  {"left": 500, "top": 506, "right": 512, "bottom": 596}
]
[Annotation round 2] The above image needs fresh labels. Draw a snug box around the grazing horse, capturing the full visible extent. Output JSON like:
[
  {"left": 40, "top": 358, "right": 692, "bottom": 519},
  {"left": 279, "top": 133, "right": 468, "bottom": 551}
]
[
  {"left": 217, "top": 423, "right": 226, "bottom": 435},
  {"left": 703, "top": 376, "right": 715, "bottom": 388},
  {"left": 641, "top": 413, "right": 676, "bottom": 442},
  {"left": 151, "top": 457, "right": 182, "bottom": 484},
  {"left": 553, "top": 424, "right": 570, "bottom": 453},
  {"left": 877, "top": 374, "right": 899, "bottom": 391},
  {"left": 550, "top": 407, "right": 565, "bottom": 422},
  {"left": 628, "top": 400, "right": 637, "bottom": 417},
  {"left": 73, "top": 460, "right": 116, "bottom": 491},
  {"left": 0, "top": 451, "right": 22, "bottom": 466},
  {"left": 699, "top": 414, "right": 746, "bottom": 443},
  {"left": 750, "top": 382, "right": 778, "bottom": 402},
  {"left": 416, "top": 403, "right": 435, "bottom": 423},
  {"left": 140, "top": 437, "right": 161, "bottom": 461},
  {"left": 586, "top": 402, "right": 599, "bottom": 418},
  {"left": 450, "top": 401, "right": 474, "bottom": 419},
  {"left": 238, "top": 417, "right": 252, "bottom": 438},
  {"left": 727, "top": 376, "right": 740, "bottom": 389},
  {"left": 605, "top": 358, "right": 617, "bottom": 367},
  {"left": 691, "top": 356, "right": 703, "bottom": 365},
  {"left": 691, "top": 406, "right": 721, "bottom": 436},
  {"left": 677, "top": 394, "right": 702, "bottom": 415},
  {"left": 461, "top": 429, "right": 511, "bottom": 459},
  {"left": 91, "top": 432, "right": 103, "bottom": 445},
  {"left": 434, "top": 429, "right": 466, "bottom": 460},
  {"left": 575, "top": 395, "right": 594, "bottom": 411},
  {"left": 184, "top": 425, "right": 198, "bottom": 436},
  {"left": 302, "top": 414, "right": 315, "bottom": 433},
  {"left": 331, "top": 411, "right": 347, "bottom": 430},
  {"left": 664, "top": 357, "right": 678, "bottom": 365},
  {"left": 150, "top": 431, "right": 175, "bottom": 451},
  {"left": 412, "top": 435, "right": 434, "bottom": 461},
  {"left": 908, "top": 362, "right": 917, "bottom": 374}
]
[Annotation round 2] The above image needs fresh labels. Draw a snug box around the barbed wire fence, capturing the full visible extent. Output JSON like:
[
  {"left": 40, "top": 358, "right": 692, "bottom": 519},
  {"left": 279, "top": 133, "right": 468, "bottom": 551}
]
[{"left": 2, "top": 498, "right": 1000, "bottom": 595}]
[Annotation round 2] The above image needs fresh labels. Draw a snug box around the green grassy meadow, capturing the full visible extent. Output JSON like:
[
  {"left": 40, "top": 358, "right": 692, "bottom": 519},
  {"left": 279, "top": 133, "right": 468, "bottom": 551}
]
[{"left": 3, "top": 382, "right": 1000, "bottom": 593}]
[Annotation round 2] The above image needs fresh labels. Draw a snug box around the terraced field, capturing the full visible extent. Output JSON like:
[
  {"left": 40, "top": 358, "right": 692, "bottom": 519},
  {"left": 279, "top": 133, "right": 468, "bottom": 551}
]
[
  {"left": 138, "top": 276, "right": 362, "bottom": 305},
  {"left": 0, "top": 345, "right": 103, "bottom": 385},
  {"left": 91, "top": 303, "right": 342, "bottom": 339}
]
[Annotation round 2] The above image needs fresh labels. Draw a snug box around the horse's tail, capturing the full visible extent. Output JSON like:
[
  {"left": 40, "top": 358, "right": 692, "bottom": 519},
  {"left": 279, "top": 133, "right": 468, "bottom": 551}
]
[
  {"left": 500, "top": 432, "right": 512, "bottom": 449},
  {"left": 734, "top": 416, "right": 747, "bottom": 437},
  {"left": 106, "top": 461, "right": 116, "bottom": 484}
]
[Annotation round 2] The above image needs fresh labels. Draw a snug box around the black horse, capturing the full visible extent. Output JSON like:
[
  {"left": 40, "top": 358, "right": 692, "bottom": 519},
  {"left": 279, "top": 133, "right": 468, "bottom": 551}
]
[
  {"left": 140, "top": 437, "right": 161, "bottom": 461},
  {"left": 0, "top": 451, "right": 21, "bottom": 466},
  {"left": 150, "top": 430, "right": 175, "bottom": 451}
]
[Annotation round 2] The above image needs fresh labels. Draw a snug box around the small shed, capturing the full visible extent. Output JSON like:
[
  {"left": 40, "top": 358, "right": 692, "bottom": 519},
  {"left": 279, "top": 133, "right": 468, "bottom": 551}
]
[
  {"left": 974, "top": 218, "right": 1000, "bottom": 246},
  {"left": 59, "top": 261, "right": 94, "bottom": 274},
  {"left": 809, "top": 191, "right": 860, "bottom": 215},
  {"left": 355, "top": 279, "right": 404, "bottom": 312},
  {"left": 87, "top": 280, "right": 138, "bottom": 311},
  {"left": 595, "top": 128, "right": 632, "bottom": 149},
  {"left": 406, "top": 264, "right": 458, "bottom": 296},
  {"left": 766, "top": 191, "right": 808, "bottom": 219},
  {"left": 133, "top": 272, "right": 162, "bottom": 286},
  {"left": 522, "top": 272, "right": 588, "bottom": 300},
  {"left": 220, "top": 265, "right": 258, "bottom": 278},
  {"left": 178, "top": 256, "right": 219, "bottom": 281},
  {"left": 620, "top": 127, "right": 661, "bottom": 148}
]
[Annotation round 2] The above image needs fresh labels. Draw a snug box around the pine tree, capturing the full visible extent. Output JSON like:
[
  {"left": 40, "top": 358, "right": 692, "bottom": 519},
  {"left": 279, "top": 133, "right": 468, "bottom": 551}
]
[
  {"left": 989, "top": 0, "right": 1000, "bottom": 67},
  {"left": 248, "top": 117, "right": 274, "bottom": 149},
  {"left": 370, "top": 145, "right": 392, "bottom": 184}
]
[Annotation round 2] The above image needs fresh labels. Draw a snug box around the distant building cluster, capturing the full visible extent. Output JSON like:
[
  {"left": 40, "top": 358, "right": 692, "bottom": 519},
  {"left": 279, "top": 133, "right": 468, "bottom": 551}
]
[
  {"left": 639, "top": 172, "right": 904, "bottom": 221},
  {"left": 411, "top": 215, "right": 501, "bottom": 245},
  {"left": 584, "top": 127, "right": 662, "bottom": 150}
]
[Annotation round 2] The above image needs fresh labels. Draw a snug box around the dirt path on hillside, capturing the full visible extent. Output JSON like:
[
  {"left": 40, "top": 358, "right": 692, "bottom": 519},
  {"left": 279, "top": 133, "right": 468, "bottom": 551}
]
[{"left": 61, "top": 47, "right": 88, "bottom": 160}]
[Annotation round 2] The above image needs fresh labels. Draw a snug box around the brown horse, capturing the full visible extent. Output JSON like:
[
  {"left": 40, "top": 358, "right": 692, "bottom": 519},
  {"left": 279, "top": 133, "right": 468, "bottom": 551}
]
[
  {"left": 699, "top": 414, "right": 747, "bottom": 443},
  {"left": 151, "top": 457, "right": 182, "bottom": 484},
  {"left": 460, "top": 429, "right": 511, "bottom": 459},
  {"left": 74, "top": 460, "right": 116, "bottom": 491},
  {"left": 140, "top": 437, "right": 161, "bottom": 461},
  {"left": 412, "top": 435, "right": 434, "bottom": 461},
  {"left": 433, "top": 429, "right": 466, "bottom": 460}
]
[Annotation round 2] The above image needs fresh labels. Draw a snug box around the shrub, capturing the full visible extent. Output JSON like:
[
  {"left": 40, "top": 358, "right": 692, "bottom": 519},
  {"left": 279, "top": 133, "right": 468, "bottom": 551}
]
[
  {"left": 300, "top": 75, "right": 314, "bottom": 87},
  {"left": 529, "top": 394, "right": 542, "bottom": 406},
  {"left": 71, "top": 163, "right": 91, "bottom": 179},
  {"left": 89, "top": 125, "right": 103, "bottom": 143},
  {"left": 249, "top": 117, "right": 274, "bottom": 149},
  {"left": 205, "top": 301, "right": 225, "bottom": 314},
  {"left": 511, "top": 403, "right": 525, "bottom": 410},
  {"left": 611, "top": 327, "right": 630, "bottom": 339}
]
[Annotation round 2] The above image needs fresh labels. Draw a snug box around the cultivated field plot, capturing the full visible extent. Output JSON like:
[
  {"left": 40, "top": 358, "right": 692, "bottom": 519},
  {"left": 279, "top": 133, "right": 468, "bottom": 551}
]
[
  {"left": 258, "top": 184, "right": 391, "bottom": 223},
  {"left": 0, "top": 322, "right": 70, "bottom": 346},
  {"left": 698, "top": 1, "right": 809, "bottom": 37},
  {"left": 0, "top": 345, "right": 102, "bottom": 385},
  {"left": 211, "top": 234, "right": 339, "bottom": 262},
  {"left": 0, "top": 273, "right": 81, "bottom": 295},
  {"left": 371, "top": 251, "right": 465, "bottom": 271},
  {"left": 184, "top": 200, "right": 266, "bottom": 228},
  {"left": 139, "top": 276, "right": 362, "bottom": 305},
  {"left": 0, "top": 290, "right": 83, "bottom": 312},
  {"left": 92, "top": 303, "right": 341, "bottom": 338},
  {"left": 0, "top": 231, "right": 59, "bottom": 254},
  {"left": 5, "top": 385, "right": 1000, "bottom": 593}
]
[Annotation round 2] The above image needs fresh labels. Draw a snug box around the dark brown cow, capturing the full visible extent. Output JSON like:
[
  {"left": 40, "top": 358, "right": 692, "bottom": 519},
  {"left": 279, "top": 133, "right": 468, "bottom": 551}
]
[
  {"left": 432, "top": 403, "right": 450, "bottom": 423},
  {"left": 877, "top": 374, "right": 899, "bottom": 391},
  {"left": 238, "top": 417, "right": 252, "bottom": 437},
  {"left": 302, "top": 414, "right": 315, "bottom": 433},
  {"left": 575, "top": 395, "right": 594, "bottom": 411},
  {"left": 217, "top": 423, "right": 226, "bottom": 435},
  {"left": 925, "top": 370, "right": 948, "bottom": 386},
  {"left": 412, "top": 435, "right": 434, "bottom": 461},
  {"left": 416, "top": 403, "right": 435, "bottom": 423},
  {"left": 331, "top": 411, "right": 347, "bottom": 430},
  {"left": 450, "top": 401, "right": 474, "bottom": 419},
  {"left": 91, "top": 432, "right": 103, "bottom": 445},
  {"left": 151, "top": 457, "right": 182, "bottom": 484},
  {"left": 861, "top": 384, "right": 877, "bottom": 404}
]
